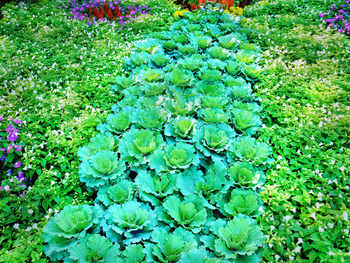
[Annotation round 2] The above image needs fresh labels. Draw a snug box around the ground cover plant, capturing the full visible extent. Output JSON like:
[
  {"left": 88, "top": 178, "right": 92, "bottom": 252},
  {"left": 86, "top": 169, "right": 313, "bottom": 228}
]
[
  {"left": 243, "top": 0, "right": 350, "bottom": 261},
  {"left": 0, "top": 0, "right": 177, "bottom": 261},
  {"left": 42, "top": 2, "right": 273, "bottom": 262}
]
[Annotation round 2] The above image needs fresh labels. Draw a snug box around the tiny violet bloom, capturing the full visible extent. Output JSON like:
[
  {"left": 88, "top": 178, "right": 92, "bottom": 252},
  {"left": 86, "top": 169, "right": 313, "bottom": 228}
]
[
  {"left": 0, "top": 116, "right": 3, "bottom": 121},
  {"left": 14, "top": 161, "right": 21, "bottom": 168},
  {"left": 4, "top": 185, "right": 10, "bottom": 192},
  {"left": 0, "top": 155, "right": 5, "bottom": 161},
  {"left": 7, "top": 132, "right": 18, "bottom": 142}
]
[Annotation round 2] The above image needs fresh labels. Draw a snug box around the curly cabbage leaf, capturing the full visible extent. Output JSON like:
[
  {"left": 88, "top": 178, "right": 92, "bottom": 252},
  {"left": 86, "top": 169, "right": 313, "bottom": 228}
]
[
  {"left": 129, "top": 51, "right": 149, "bottom": 67},
  {"left": 199, "top": 108, "right": 230, "bottom": 124},
  {"left": 169, "top": 68, "right": 195, "bottom": 88},
  {"left": 112, "top": 76, "right": 136, "bottom": 92},
  {"left": 135, "top": 107, "right": 168, "bottom": 131},
  {"left": 150, "top": 52, "right": 170, "bottom": 68},
  {"left": 198, "top": 68, "right": 222, "bottom": 82},
  {"left": 236, "top": 50, "right": 258, "bottom": 64},
  {"left": 226, "top": 60, "right": 241, "bottom": 76},
  {"left": 218, "top": 34, "right": 239, "bottom": 50},
  {"left": 102, "top": 201, "right": 156, "bottom": 244},
  {"left": 78, "top": 134, "right": 118, "bottom": 161},
  {"left": 229, "top": 137, "right": 273, "bottom": 166},
  {"left": 142, "top": 82, "right": 167, "bottom": 96},
  {"left": 135, "top": 38, "right": 161, "bottom": 54},
  {"left": 79, "top": 151, "right": 126, "bottom": 187},
  {"left": 141, "top": 68, "right": 165, "bottom": 82},
  {"left": 98, "top": 109, "right": 133, "bottom": 135},
  {"left": 225, "top": 76, "right": 247, "bottom": 87},
  {"left": 196, "top": 81, "right": 225, "bottom": 96},
  {"left": 228, "top": 162, "right": 265, "bottom": 189},
  {"left": 145, "top": 227, "right": 197, "bottom": 263},
  {"left": 218, "top": 189, "right": 262, "bottom": 218},
  {"left": 194, "top": 124, "right": 234, "bottom": 157},
  {"left": 149, "top": 142, "right": 200, "bottom": 172},
  {"left": 178, "top": 55, "right": 204, "bottom": 72},
  {"left": 201, "top": 96, "right": 229, "bottom": 109},
  {"left": 160, "top": 195, "right": 207, "bottom": 233},
  {"left": 206, "top": 24, "right": 224, "bottom": 38},
  {"left": 119, "top": 128, "right": 165, "bottom": 165},
  {"left": 97, "top": 180, "right": 135, "bottom": 207},
  {"left": 179, "top": 44, "right": 198, "bottom": 56},
  {"left": 43, "top": 205, "right": 101, "bottom": 261},
  {"left": 208, "top": 46, "right": 231, "bottom": 60},
  {"left": 123, "top": 244, "right": 146, "bottom": 263},
  {"left": 164, "top": 116, "right": 197, "bottom": 141},
  {"left": 206, "top": 59, "right": 227, "bottom": 71},
  {"left": 164, "top": 94, "right": 198, "bottom": 116},
  {"left": 230, "top": 85, "right": 253, "bottom": 101},
  {"left": 68, "top": 234, "right": 121, "bottom": 263},
  {"left": 232, "top": 109, "right": 262, "bottom": 135},
  {"left": 194, "top": 35, "right": 212, "bottom": 49},
  {"left": 211, "top": 215, "right": 264, "bottom": 260},
  {"left": 244, "top": 64, "right": 264, "bottom": 79},
  {"left": 163, "top": 40, "right": 178, "bottom": 50},
  {"left": 174, "top": 34, "right": 188, "bottom": 44},
  {"left": 135, "top": 170, "right": 177, "bottom": 206}
]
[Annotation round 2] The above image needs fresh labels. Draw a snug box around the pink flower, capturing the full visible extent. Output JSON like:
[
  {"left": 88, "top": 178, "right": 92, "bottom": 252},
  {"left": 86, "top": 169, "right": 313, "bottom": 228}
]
[
  {"left": 14, "top": 161, "right": 21, "bottom": 168},
  {"left": 7, "top": 132, "right": 18, "bottom": 142}
]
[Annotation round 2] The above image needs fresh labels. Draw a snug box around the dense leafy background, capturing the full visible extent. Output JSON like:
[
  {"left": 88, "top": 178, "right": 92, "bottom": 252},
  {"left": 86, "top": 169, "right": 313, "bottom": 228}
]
[{"left": 0, "top": 0, "right": 349, "bottom": 262}]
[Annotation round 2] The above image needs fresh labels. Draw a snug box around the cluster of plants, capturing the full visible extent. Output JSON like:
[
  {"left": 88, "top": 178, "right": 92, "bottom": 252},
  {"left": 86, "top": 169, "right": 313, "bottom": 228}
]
[
  {"left": 0, "top": 0, "right": 177, "bottom": 260},
  {"left": 65, "top": 0, "right": 152, "bottom": 26},
  {"left": 0, "top": 116, "right": 28, "bottom": 196},
  {"left": 319, "top": 0, "right": 350, "bottom": 35},
  {"left": 243, "top": 0, "right": 350, "bottom": 261},
  {"left": 43, "top": 3, "right": 272, "bottom": 262}
]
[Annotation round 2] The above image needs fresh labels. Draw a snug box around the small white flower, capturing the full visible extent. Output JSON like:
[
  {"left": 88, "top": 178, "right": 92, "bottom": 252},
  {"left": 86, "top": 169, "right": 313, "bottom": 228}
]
[
  {"left": 297, "top": 238, "right": 303, "bottom": 244},
  {"left": 327, "top": 223, "right": 334, "bottom": 229},
  {"left": 315, "top": 202, "right": 322, "bottom": 209},
  {"left": 45, "top": 215, "right": 50, "bottom": 220},
  {"left": 4, "top": 185, "right": 10, "bottom": 192},
  {"left": 310, "top": 213, "right": 316, "bottom": 220},
  {"left": 283, "top": 215, "right": 292, "bottom": 222},
  {"left": 328, "top": 251, "right": 335, "bottom": 256},
  {"left": 270, "top": 225, "right": 275, "bottom": 231},
  {"left": 25, "top": 227, "right": 32, "bottom": 232},
  {"left": 340, "top": 166, "right": 345, "bottom": 172},
  {"left": 342, "top": 212, "right": 348, "bottom": 222},
  {"left": 344, "top": 229, "right": 349, "bottom": 234},
  {"left": 294, "top": 246, "right": 301, "bottom": 253},
  {"left": 28, "top": 209, "right": 33, "bottom": 214},
  {"left": 275, "top": 255, "right": 280, "bottom": 260},
  {"left": 318, "top": 227, "right": 325, "bottom": 233},
  {"left": 48, "top": 208, "right": 53, "bottom": 213},
  {"left": 13, "top": 223, "right": 19, "bottom": 229}
]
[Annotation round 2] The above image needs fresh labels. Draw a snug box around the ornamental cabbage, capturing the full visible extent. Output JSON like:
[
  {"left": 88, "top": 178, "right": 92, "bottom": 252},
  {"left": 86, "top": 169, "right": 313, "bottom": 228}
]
[
  {"left": 194, "top": 124, "right": 235, "bottom": 157},
  {"left": 232, "top": 109, "right": 262, "bottom": 135},
  {"left": 135, "top": 107, "right": 167, "bottom": 131},
  {"left": 169, "top": 68, "right": 195, "bottom": 87},
  {"left": 165, "top": 94, "right": 198, "bottom": 116},
  {"left": 98, "top": 109, "right": 133, "bottom": 134},
  {"left": 206, "top": 59, "right": 227, "bottom": 71},
  {"left": 229, "top": 137, "right": 273, "bottom": 166},
  {"left": 149, "top": 142, "right": 200, "bottom": 172},
  {"left": 199, "top": 108, "right": 230, "bottom": 124},
  {"left": 145, "top": 227, "right": 197, "bottom": 262},
  {"left": 119, "top": 128, "right": 165, "bottom": 165},
  {"left": 142, "top": 68, "right": 165, "bottom": 82},
  {"left": 150, "top": 52, "right": 170, "bottom": 68},
  {"left": 135, "top": 38, "right": 161, "bottom": 53},
  {"left": 236, "top": 50, "right": 257, "bottom": 64},
  {"left": 68, "top": 234, "right": 121, "bottom": 263},
  {"left": 244, "top": 64, "right": 264, "bottom": 79},
  {"left": 198, "top": 68, "right": 222, "bottom": 82},
  {"left": 211, "top": 216, "right": 264, "bottom": 260},
  {"left": 160, "top": 195, "right": 207, "bottom": 233},
  {"left": 135, "top": 170, "right": 177, "bottom": 206},
  {"left": 226, "top": 60, "right": 241, "bottom": 76},
  {"left": 102, "top": 201, "right": 157, "bottom": 244},
  {"left": 208, "top": 46, "right": 231, "bottom": 60},
  {"left": 79, "top": 151, "right": 126, "bottom": 187},
  {"left": 196, "top": 81, "right": 225, "bottom": 96},
  {"left": 230, "top": 85, "right": 253, "bottom": 101},
  {"left": 228, "top": 162, "right": 265, "bottom": 189},
  {"left": 194, "top": 35, "right": 212, "bottom": 49},
  {"left": 123, "top": 244, "right": 146, "bottom": 263},
  {"left": 178, "top": 55, "right": 204, "bottom": 72},
  {"left": 78, "top": 134, "right": 118, "bottom": 161},
  {"left": 201, "top": 96, "right": 229, "bottom": 109},
  {"left": 218, "top": 34, "right": 239, "bottom": 50},
  {"left": 218, "top": 189, "right": 262, "bottom": 218},
  {"left": 142, "top": 82, "right": 167, "bottom": 96},
  {"left": 112, "top": 76, "right": 135, "bottom": 92},
  {"left": 163, "top": 40, "right": 177, "bottom": 50},
  {"left": 179, "top": 44, "right": 198, "bottom": 56},
  {"left": 97, "top": 180, "right": 135, "bottom": 207},
  {"left": 164, "top": 116, "right": 197, "bottom": 140},
  {"left": 43, "top": 205, "right": 101, "bottom": 261},
  {"left": 129, "top": 51, "right": 149, "bottom": 67}
]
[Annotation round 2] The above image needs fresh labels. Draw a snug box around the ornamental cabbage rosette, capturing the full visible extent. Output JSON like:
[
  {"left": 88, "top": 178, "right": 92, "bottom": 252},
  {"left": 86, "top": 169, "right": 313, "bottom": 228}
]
[
  {"left": 97, "top": 108, "right": 134, "bottom": 135},
  {"left": 228, "top": 136, "right": 274, "bottom": 167},
  {"left": 193, "top": 123, "right": 235, "bottom": 159},
  {"left": 168, "top": 68, "right": 195, "bottom": 88},
  {"left": 102, "top": 201, "right": 157, "bottom": 244},
  {"left": 43, "top": 205, "right": 102, "bottom": 261},
  {"left": 195, "top": 81, "right": 226, "bottom": 97},
  {"left": 119, "top": 128, "right": 165, "bottom": 166},
  {"left": 79, "top": 150, "right": 126, "bottom": 188},
  {"left": 199, "top": 108, "right": 230, "bottom": 124},
  {"left": 145, "top": 227, "right": 197, "bottom": 263},
  {"left": 135, "top": 170, "right": 177, "bottom": 206},
  {"left": 160, "top": 195, "right": 207, "bottom": 233},
  {"left": 228, "top": 162, "right": 265, "bottom": 190},
  {"left": 67, "top": 234, "right": 122, "bottom": 263},
  {"left": 231, "top": 108, "right": 262, "bottom": 136},
  {"left": 164, "top": 116, "right": 197, "bottom": 141},
  {"left": 149, "top": 142, "right": 200, "bottom": 173},
  {"left": 77, "top": 134, "right": 119, "bottom": 161},
  {"left": 134, "top": 107, "right": 168, "bottom": 131},
  {"left": 208, "top": 46, "right": 231, "bottom": 60},
  {"left": 208, "top": 215, "right": 264, "bottom": 261},
  {"left": 217, "top": 189, "right": 263, "bottom": 218},
  {"left": 96, "top": 180, "right": 135, "bottom": 207}
]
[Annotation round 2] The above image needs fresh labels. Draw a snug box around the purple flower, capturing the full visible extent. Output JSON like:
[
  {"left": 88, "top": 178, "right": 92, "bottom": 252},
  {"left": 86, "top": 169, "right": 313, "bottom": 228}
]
[
  {"left": 14, "top": 161, "right": 21, "bottom": 168},
  {"left": 0, "top": 155, "right": 5, "bottom": 161},
  {"left": 319, "top": 13, "right": 325, "bottom": 18},
  {"left": 14, "top": 145, "right": 22, "bottom": 152},
  {"left": 339, "top": 9, "right": 345, "bottom": 14},
  {"left": 13, "top": 119, "right": 22, "bottom": 126},
  {"left": 7, "top": 144, "right": 13, "bottom": 154},
  {"left": 0, "top": 186, "right": 3, "bottom": 190},
  {"left": 7, "top": 169, "right": 12, "bottom": 176},
  {"left": 7, "top": 132, "right": 18, "bottom": 142},
  {"left": 0, "top": 116, "right": 3, "bottom": 121}
]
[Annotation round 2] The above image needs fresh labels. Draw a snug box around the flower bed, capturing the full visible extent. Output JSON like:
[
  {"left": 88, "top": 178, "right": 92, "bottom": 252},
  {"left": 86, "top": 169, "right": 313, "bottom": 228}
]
[{"left": 42, "top": 3, "right": 272, "bottom": 262}]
